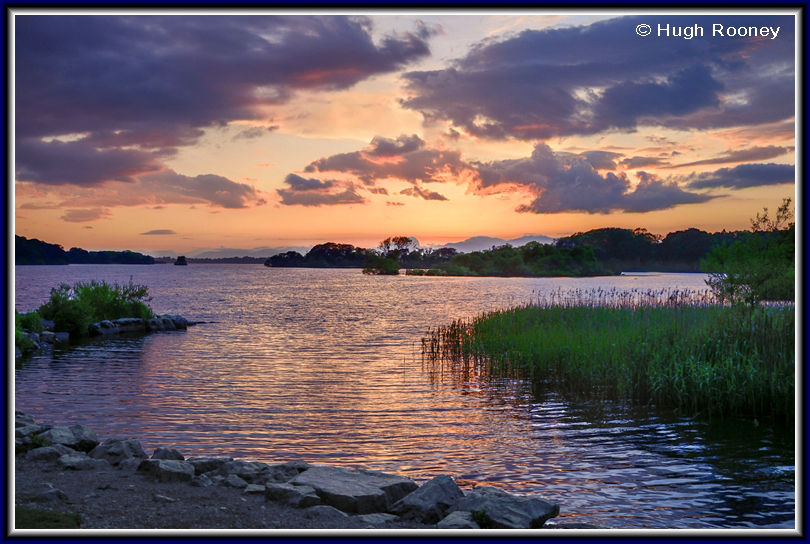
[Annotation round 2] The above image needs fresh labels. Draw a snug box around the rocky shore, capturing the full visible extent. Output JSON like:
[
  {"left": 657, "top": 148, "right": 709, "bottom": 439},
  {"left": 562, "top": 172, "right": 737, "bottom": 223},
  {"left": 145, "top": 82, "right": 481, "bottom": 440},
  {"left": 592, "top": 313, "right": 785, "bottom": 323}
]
[{"left": 13, "top": 411, "right": 600, "bottom": 532}]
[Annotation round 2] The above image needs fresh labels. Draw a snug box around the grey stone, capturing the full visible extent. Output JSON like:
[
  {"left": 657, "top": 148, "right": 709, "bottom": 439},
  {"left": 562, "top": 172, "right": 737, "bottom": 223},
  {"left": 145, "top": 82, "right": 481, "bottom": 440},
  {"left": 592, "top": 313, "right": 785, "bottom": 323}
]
[
  {"left": 89, "top": 320, "right": 120, "bottom": 336},
  {"left": 290, "top": 465, "right": 418, "bottom": 515},
  {"left": 89, "top": 438, "right": 149, "bottom": 466},
  {"left": 41, "top": 319, "right": 55, "bottom": 331},
  {"left": 16, "top": 424, "right": 54, "bottom": 438},
  {"left": 190, "top": 474, "right": 214, "bottom": 487},
  {"left": 358, "top": 513, "right": 400, "bottom": 526},
  {"left": 118, "top": 458, "right": 144, "bottom": 471},
  {"left": 221, "top": 474, "right": 249, "bottom": 488},
  {"left": 54, "top": 332, "right": 70, "bottom": 343},
  {"left": 40, "top": 331, "right": 56, "bottom": 343},
  {"left": 152, "top": 448, "right": 184, "bottom": 460},
  {"left": 187, "top": 457, "right": 233, "bottom": 475},
  {"left": 37, "top": 488, "right": 69, "bottom": 502},
  {"left": 25, "top": 444, "right": 75, "bottom": 462},
  {"left": 161, "top": 315, "right": 189, "bottom": 329},
  {"left": 153, "top": 494, "right": 177, "bottom": 504},
  {"left": 15, "top": 411, "right": 36, "bottom": 427},
  {"left": 69, "top": 424, "right": 100, "bottom": 452},
  {"left": 303, "top": 505, "right": 349, "bottom": 520},
  {"left": 138, "top": 459, "right": 195, "bottom": 483},
  {"left": 259, "top": 461, "right": 311, "bottom": 484},
  {"left": 58, "top": 453, "right": 111, "bottom": 471},
  {"left": 437, "top": 510, "right": 480, "bottom": 529},
  {"left": 243, "top": 484, "right": 266, "bottom": 495},
  {"left": 215, "top": 460, "right": 272, "bottom": 483},
  {"left": 39, "top": 427, "right": 78, "bottom": 448},
  {"left": 112, "top": 318, "right": 147, "bottom": 333},
  {"left": 265, "top": 483, "right": 321, "bottom": 508},
  {"left": 146, "top": 318, "right": 165, "bottom": 331},
  {"left": 448, "top": 486, "right": 559, "bottom": 529},
  {"left": 390, "top": 474, "right": 464, "bottom": 524}
]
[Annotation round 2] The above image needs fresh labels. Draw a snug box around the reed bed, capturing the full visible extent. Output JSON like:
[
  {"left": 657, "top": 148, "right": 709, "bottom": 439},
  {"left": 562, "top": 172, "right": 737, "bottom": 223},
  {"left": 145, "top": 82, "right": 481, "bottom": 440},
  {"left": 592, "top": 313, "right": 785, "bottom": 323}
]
[{"left": 422, "top": 288, "right": 794, "bottom": 419}]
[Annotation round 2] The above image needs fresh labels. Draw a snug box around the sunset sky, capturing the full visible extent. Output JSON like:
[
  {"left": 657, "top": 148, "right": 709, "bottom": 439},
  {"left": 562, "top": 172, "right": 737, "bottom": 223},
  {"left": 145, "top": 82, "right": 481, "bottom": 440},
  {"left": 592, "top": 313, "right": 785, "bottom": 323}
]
[{"left": 13, "top": 9, "right": 797, "bottom": 255}]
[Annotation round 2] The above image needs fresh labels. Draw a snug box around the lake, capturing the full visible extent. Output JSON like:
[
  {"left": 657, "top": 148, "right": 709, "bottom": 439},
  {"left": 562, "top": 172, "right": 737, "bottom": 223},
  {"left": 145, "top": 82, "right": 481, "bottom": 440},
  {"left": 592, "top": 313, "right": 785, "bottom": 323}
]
[{"left": 13, "top": 265, "right": 795, "bottom": 529}]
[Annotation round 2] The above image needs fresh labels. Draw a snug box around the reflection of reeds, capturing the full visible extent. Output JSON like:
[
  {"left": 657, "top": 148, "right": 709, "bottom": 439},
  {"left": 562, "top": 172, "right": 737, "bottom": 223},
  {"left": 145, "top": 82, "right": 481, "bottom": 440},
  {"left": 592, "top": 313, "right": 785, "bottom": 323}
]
[{"left": 422, "top": 288, "right": 795, "bottom": 419}]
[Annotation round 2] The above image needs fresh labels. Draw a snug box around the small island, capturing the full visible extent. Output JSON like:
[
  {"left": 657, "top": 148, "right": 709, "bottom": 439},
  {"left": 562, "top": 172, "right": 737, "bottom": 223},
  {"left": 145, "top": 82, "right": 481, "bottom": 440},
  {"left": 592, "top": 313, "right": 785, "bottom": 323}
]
[{"left": 174, "top": 256, "right": 188, "bottom": 266}]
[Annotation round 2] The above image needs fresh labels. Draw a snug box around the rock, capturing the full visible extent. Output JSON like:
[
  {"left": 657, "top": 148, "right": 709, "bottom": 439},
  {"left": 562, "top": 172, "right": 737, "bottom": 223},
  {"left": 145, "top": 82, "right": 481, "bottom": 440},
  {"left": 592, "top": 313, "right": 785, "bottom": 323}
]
[
  {"left": 390, "top": 474, "right": 464, "bottom": 524},
  {"left": 146, "top": 318, "right": 165, "bottom": 331},
  {"left": 214, "top": 460, "right": 272, "bottom": 483},
  {"left": 447, "top": 486, "right": 559, "bottom": 529},
  {"left": 153, "top": 494, "right": 177, "bottom": 504},
  {"left": 303, "top": 505, "right": 349, "bottom": 520},
  {"left": 25, "top": 444, "right": 75, "bottom": 462},
  {"left": 152, "top": 448, "right": 184, "bottom": 460},
  {"left": 15, "top": 411, "right": 37, "bottom": 427},
  {"left": 15, "top": 347, "right": 22, "bottom": 359},
  {"left": 37, "top": 488, "right": 69, "bottom": 502},
  {"left": 58, "top": 453, "right": 111, "bottom": 471},
  {"left": 38, "top": 427, "right": 78, "bottom": 448},
  {"left": 161, "top": 315, "right": 189, "bottom": 329},
  {"left": 265, "top": 483, "right": 321, "bottom": 508},
  {"left": 112, "top": 318, "right": 147, "bottom": 334},
  {"left": 138, "top": 459, "right": 195, "bottom": 483},
  {"left": 290, "top": 465, "right": 418, "bottom": 515},
  {"left": 54, "top": 332, "right": 70, "bottom": 343},
  {"left": 221, "top": 474, "right": 249, "bottom": 488},
  {"left": 16, "top": 424, "right": 54, "bottom": 438},
  {"left": 40, "top": 331, "right": 56, "bottom": 343},
  {"left": 190, "top": 474, "right": 214, "bottom": 487},
  {"left": 89, "top": 320, "right": 120, "bottom": 336},
  {"left": 358, "top": 513, "right": 401, "bottom": 526},
  {"left": 118, "top": 458, "right": 144, "bottom": 471},
  {"left": 41, "top": 319, "right": 55, "bottom": 331},
  {"left": 69, "top": 424, "right": 100, "bottom": 452},
  {"left": 187, "top": 457, "right": 233, "bottom": 475},
  {"left": 258, "top": 461, "right": 311, "bottom": 484},
  {"left": 243, "top": 484, "right": 266, "bottom": 495},
  {"left": 89, "top": 438, "right": 149, "bottom": 466},
  {"left": 437, "top": 510, "right": 480, "bottom": 529}
]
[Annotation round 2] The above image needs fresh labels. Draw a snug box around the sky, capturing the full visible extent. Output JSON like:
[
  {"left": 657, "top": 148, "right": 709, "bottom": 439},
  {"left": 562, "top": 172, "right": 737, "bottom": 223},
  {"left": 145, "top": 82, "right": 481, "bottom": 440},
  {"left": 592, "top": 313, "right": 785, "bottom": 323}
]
[{"left": 12, "top": 9, "right": 797, "bottom": 255}]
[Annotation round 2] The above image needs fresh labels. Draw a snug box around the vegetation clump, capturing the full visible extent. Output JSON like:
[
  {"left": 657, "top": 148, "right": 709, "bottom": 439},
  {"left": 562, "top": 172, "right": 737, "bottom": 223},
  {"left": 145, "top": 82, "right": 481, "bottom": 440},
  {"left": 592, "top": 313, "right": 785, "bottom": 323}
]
[
  {"left": 15, "top": 506, "right": 82, "bottom": 529},
  {"left": 423, "top": 288, "right": 794, "bottom": 419}
]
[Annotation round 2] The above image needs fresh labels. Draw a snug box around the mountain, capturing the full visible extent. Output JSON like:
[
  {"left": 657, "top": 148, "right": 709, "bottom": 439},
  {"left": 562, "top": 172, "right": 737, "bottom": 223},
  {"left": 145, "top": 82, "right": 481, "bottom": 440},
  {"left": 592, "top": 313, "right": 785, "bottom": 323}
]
[
  {"left": 435, "top": 235, "right": 555, "bottom": 253},
  {"left": 141, "top": 246, "right": 312, "bottom": 259}
]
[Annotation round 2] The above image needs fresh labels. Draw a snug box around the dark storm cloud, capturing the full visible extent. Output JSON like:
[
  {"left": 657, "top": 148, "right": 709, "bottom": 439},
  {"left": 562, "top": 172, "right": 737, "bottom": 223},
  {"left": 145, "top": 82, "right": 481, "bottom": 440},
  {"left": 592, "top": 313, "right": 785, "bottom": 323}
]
[
  {"left": 665, "top": 145, "right": 794, "bottom": 168},
  {"left": 578, "top": 150, "right": 624, "bottom": 171},
  {"left": 15, "top": 15, "right": 432, "bottom": 188},
  {"left": 475, "top": 144, "right": 715, "bottom": 214},
  {"left": 401, "top": 15, "right": 794, "bottom": 140},
  {"left": 303, "top": 134, "right": 467, "bottom": 185},
  {"left": 684, "top": 163, "right": 794, "bottom": 189}
]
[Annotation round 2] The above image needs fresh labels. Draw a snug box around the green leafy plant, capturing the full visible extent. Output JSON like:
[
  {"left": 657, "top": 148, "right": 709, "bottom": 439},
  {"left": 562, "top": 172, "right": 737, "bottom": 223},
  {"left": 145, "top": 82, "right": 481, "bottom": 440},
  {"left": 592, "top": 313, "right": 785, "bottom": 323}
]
[{"left": 471, "top": 509, "right": 494, "bottom": 528}]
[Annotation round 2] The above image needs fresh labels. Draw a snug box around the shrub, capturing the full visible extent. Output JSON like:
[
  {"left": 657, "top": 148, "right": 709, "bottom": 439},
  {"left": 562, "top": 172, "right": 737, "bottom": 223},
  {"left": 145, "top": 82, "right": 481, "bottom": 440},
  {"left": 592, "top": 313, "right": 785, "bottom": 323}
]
[{"left": 16, "top": 310, "right": 43, "bottom": 333}]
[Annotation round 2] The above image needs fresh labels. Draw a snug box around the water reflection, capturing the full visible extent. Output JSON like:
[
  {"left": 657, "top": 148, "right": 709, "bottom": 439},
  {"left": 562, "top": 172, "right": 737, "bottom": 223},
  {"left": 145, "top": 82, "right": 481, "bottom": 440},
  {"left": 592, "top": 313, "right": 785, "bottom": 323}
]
[{"left": 14, "top": 266, "right": 794, "bottom": 529}]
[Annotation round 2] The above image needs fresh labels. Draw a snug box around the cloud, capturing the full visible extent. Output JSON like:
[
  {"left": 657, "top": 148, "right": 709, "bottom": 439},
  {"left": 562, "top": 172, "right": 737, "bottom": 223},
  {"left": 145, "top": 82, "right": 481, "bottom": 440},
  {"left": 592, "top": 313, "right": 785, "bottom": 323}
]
[
  {"left": 138, "top": 170, "right": 262, "bottom": 208},
  {"left": 474, "top": 143, "right": 715, "bottom": 214},
  {"left": 399, "top": 186, "right": 448, "bottom": 201},
  {"left": 233, "top": 126, "right": 279, "bottom": 140},
  {"left": 684, "top": 163, "right": 794, "bottom": 189},
  {"left": 277, "top": 187, "right": 366, "bottom": 207},
  {"left": 665, "top": 145, "right": 794, "bottom": 168},
  {"left": 60, "top": 208, "right": 112, "bottom": 223},
  {"left": 284, "top": 173, "right": 335, "bottom": 191},
  {"left": 578, "top": 150, "right": 624, "bottom": 171},
  {"left": 15, "top": 15, "right": 433, "bottom": 186},
  {"left": 387, "top": 201, "right": 405, "bottom": 206},
  {"left": 140, "top": 229, "right": 177, "bottom": 235},
  {"left": 619, "top": 156, "right": 671, "bottom": 169},
  {"left": 303, "top": 134, "right": 468, "bottom": 185},
  {"left": 400, "top": 14, "right": 794, "bottom": 140}
]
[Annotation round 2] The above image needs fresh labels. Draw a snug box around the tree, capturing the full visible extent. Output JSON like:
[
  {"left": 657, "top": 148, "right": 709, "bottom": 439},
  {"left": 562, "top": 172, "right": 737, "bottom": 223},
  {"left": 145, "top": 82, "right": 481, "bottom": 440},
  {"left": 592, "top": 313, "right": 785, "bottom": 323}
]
[{"left": 701, "top": 198, "right": 794, "bottom": 305}]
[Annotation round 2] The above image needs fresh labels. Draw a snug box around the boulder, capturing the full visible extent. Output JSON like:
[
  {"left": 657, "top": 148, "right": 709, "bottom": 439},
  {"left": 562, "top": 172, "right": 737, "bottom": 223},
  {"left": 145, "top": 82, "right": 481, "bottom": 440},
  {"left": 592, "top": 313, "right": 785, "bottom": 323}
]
[
  {"left": 112, "top": 318, "right": 147, "bottom": 333},
  {"left": 187, "top": 457, "right": 233, "bottom": 475},
  {"left": 447, "top": 486, "right": 559, "bottom": 529},
  {"left": 70, "top": 424, "right": 100, "bottom": 452},
  {"left": 54, "top": 332, "right": 70, "bottom": 343},
  {"left": 358, "top": 513, "right": 401, "bottom": 526},
  {"left": 437, "top": 510, "right": 480, "bottom": 529},
  {"left": 221, "top": 474, "right": 249, "bottom": 488},
  {"left": 191, "top": 474, "right": 214, "bottom": 487},
  {"left": 118, "top": 458, "right": 144, "bottom": 471},
  {"left": 58, "top": 453, "right": 111, "bottom": 471},
  {"left": 152, "top": 448, "right": 184, "bottom": 460},
  {"left": 302, "top": 505, "right": 349, "bottom": 520},
  {"left": 243, "top": 484, "right": 266, "bottom": 495},
  {"left": 257, "top": 461, "right": 311, "bottom": 485},
  {"left": 15, "top": 410, "right": 34, "bottom": 426},
  {"left": 26, "top": 444, "right": 75, "bottom": 462},
  {"left": 16, "top": 424, "right": 54, "bottom": 438},
  {"left": 40, "top": 331, "right": 56, "bottom": 343},
  {"left": 160, "top": 315, "right": 189, "bottom": 329},
  {"left": 89, "top": 438, "right": 149, "bottom": 466},
  {"left": 390, "top": 474, "right": 464, "bottom": 523},
  {"left": 89, "top": 320, "right": 120, "bottom": 336},
  {"left": 138, "top": 459, "right": 195, "bottom": 483},
  {"left": 37, "top": 488, "right": 69, "bottom": 502},
  {"left": 265, "top": 483, "right": 321, "bottom": 508},
  {"left": 289, "top": 465, "right": 418, "bottom": 514},
  {"left": 214, "top": 460, "right": 272, "bottom": 483},
  {"left": 41, "top": 319, "right": 55, "bottom": 331}
]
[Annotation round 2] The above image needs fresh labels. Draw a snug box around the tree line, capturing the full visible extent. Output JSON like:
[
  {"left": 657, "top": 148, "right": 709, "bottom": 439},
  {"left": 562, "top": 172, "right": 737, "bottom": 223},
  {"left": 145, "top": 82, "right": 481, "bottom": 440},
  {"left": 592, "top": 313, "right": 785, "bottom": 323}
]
[{"left": 15, "top": 236, "right": 155, "bottom": 265}]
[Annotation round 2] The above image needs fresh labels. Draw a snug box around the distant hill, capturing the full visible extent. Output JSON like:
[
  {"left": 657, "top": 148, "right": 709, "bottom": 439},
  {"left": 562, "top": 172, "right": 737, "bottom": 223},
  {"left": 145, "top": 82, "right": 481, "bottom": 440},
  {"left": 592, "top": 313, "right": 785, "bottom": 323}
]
[
  {"left": 145, "top": 246, "right": 312, "bottom": 259},
  {"left": 15, "top": 236, "right": 155, "bottom": 265},
  {"left": 435, "top": 235, "right": 554, "bottom": 253}
]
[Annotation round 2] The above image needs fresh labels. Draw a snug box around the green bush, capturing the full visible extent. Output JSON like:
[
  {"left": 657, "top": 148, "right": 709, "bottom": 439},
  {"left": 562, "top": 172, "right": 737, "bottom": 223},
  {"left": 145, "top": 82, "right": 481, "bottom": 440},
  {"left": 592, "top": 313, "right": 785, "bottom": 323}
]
[
  {"left": 36, "top": 278, "right": 154, "bottom": 338},
  {"left": 16, "top": 310, "right": 43, "bottom": 333},
  {"left": 362, "top": 255, "right": 401, "bottom": 275}
]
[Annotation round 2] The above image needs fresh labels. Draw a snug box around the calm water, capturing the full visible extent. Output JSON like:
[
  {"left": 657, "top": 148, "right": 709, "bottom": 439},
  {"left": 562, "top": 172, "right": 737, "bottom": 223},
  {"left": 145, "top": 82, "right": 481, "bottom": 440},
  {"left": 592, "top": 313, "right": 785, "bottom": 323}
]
[{"left": 13, "top": 265, "right": 795, "bottom": 529}]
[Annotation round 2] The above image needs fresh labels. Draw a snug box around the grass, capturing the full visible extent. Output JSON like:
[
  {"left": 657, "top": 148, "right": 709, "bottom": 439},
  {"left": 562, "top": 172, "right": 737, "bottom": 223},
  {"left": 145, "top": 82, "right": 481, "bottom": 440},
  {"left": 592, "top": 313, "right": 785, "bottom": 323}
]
[
  {"left": 15, "top": 507, "right": 82, "bottom": 529},
  {"left": 422, "top": 288, "right": 794, "bottom": 419}
]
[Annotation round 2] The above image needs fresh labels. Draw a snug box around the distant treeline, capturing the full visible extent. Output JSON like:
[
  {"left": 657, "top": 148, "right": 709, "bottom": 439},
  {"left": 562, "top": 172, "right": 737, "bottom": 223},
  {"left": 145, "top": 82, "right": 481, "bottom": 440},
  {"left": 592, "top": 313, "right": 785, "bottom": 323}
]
[
  {"left": 154, "top": 256, "right": 267, "bottom": 264},
  {"left": 15, "top": 236, "right": 154, "bottom": 265},
  {"left": 265, "top": 228, "right": 762, "bottom": 274}
]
